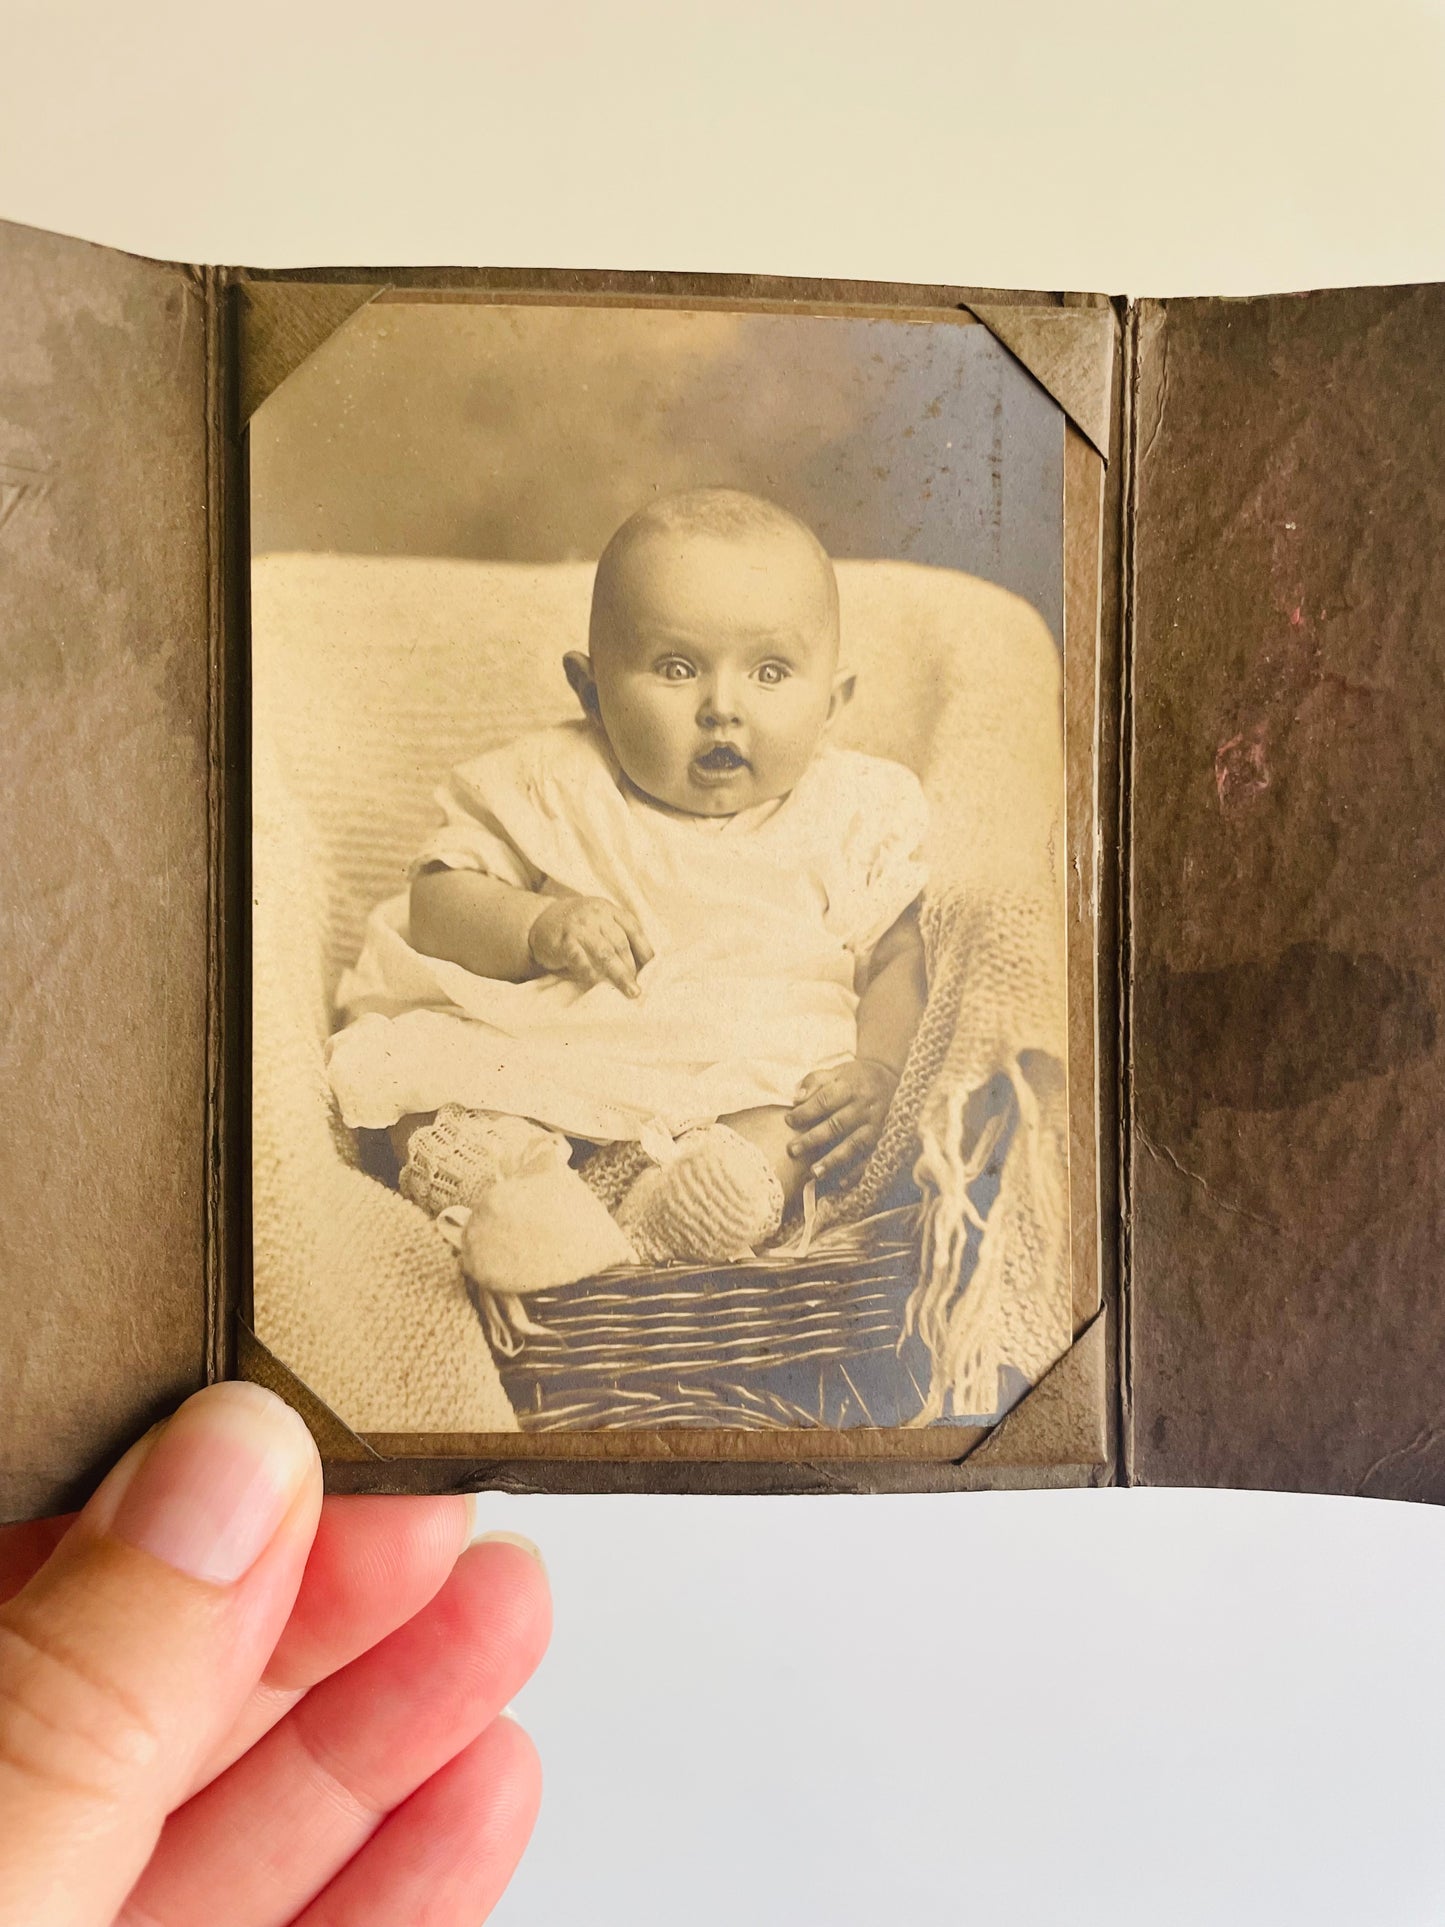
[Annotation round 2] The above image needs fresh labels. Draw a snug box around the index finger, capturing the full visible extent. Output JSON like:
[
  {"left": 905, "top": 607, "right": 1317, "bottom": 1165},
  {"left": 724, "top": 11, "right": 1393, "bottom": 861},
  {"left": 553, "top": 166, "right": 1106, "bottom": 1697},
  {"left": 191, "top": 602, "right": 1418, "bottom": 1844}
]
[
  {"left": 597, "top": 942, "right": 642, "bottom": 998},
  {"left": 613, "top": 907, "right": 655, "bottom": 969},
  {"left": 188, "top": 1494, "right": 474, "bottom": 1793}
]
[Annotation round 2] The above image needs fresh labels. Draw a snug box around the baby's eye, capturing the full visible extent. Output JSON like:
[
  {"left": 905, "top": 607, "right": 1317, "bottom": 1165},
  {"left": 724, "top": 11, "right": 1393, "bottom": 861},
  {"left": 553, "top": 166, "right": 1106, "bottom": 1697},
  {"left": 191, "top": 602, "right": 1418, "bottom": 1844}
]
[
  {"left": 753, "top": 661, "right": 791, "bottom": 687},
  {"left": 656, "top": 658, "right": 696, "bottom": 683}
]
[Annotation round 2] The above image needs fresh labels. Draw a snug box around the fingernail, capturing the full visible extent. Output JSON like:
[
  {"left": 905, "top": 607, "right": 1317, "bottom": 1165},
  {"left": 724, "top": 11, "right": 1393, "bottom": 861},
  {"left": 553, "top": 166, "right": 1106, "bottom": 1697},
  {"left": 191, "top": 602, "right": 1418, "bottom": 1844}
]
[
  {"left": 788, "top": 1141, "right": 802, "bottom": 1157},
  {"left": 108, "top": 1382, "right": 318, "bottom": 1585},
  {"left": 476, "top": 1529, "right": 547, "bottom": 1576},
  {"left": 812, "top": 1165, "right": 824, "bottom": 1180}
]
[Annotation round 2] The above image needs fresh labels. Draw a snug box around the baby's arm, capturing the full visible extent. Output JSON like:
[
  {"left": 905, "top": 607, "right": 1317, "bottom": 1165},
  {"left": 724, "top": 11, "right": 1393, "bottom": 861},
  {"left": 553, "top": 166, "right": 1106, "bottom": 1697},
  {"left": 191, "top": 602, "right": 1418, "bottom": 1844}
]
[
  {"left": 410, "top": 867, "right": 653, "bottom": 997},
  {"left": 785, "top": 902, "right": 927, "bottom": 1184},
  {"left": 855, "top": 901, "right": 928, "bottom": 1076},
  {"left": 410, "top": 869, "right": 544, "bottom": 981}
]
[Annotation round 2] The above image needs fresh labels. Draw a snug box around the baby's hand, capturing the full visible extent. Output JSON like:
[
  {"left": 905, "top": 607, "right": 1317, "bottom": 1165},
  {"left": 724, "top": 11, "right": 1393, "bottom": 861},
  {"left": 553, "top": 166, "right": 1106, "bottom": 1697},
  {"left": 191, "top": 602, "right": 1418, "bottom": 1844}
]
[
  {"left": 785, "top": 1056, "right": 899, "bottom": 1184},
  {"left": 527, "top": 895, "right": 655, "bottom": 998}
]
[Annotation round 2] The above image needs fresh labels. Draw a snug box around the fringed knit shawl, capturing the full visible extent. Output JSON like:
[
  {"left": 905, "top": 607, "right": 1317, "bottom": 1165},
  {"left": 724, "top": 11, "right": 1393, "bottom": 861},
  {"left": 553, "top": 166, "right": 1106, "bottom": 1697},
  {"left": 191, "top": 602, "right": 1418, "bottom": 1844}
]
[{"left": 818, "top": 884, "right": 1072, "bottom": 1420}]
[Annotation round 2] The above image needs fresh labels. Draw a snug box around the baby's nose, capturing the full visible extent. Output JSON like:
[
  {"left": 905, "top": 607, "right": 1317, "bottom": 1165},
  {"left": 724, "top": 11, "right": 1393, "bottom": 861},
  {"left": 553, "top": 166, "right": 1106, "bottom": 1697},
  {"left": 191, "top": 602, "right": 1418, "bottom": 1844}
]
[{"left": 698, "top": 679, "right": 744, "bottom": 726}]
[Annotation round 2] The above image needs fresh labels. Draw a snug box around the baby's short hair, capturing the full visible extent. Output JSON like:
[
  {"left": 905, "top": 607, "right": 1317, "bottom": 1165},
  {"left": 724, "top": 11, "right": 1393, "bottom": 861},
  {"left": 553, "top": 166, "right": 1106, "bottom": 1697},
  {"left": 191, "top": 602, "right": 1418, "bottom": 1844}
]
[{"left": 590, "top": 487, "right": 839, "bottom": 653}]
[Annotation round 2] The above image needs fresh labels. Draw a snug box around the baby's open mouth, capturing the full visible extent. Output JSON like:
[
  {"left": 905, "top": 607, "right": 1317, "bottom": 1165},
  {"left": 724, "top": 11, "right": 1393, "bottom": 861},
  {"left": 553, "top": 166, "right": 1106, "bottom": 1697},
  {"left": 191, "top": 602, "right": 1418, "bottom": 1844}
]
[{"left": 692, "top": 743, "right": 749, "bottom": 774}]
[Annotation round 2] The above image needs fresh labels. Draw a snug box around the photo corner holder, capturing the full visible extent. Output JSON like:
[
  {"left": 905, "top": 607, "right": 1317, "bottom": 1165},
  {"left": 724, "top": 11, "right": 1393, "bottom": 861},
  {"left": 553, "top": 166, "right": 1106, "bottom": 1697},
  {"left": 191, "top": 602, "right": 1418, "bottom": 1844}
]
[
  {"left": 235, "top": 277, "right": 388, "bottom": 424},
  {"left": 964, "top": 301, "right": 1118, "bottom": 461}
]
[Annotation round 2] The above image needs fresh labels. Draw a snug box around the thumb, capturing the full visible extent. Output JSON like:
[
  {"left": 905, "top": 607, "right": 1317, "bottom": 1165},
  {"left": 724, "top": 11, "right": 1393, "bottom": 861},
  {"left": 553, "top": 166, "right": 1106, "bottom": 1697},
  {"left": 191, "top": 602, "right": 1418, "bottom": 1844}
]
[{"left": 0, "top": 1381, "right": 322, "bottom": 1927}]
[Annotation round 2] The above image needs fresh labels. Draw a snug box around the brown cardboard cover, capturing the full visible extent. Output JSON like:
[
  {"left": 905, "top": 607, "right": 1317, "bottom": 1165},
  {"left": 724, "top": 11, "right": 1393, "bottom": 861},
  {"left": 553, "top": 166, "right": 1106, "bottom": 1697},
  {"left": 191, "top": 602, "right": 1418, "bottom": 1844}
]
[
  {"left": 0, "top": 221, "right": 214, "bottom": 1520},
  {"left": 15, "top": 226, "right": 1442, "bottom": 1510},
  {"left": 1127, "top": 286, "right": 1445, "bottom": 1501}
]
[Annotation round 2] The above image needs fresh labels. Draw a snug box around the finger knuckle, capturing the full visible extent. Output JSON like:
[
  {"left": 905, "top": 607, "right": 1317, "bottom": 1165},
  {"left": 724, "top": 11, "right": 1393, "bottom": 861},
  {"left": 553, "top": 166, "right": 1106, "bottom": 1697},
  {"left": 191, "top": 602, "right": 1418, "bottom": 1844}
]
[
  {"left": 0, "top": 1609, "right": 163, "bottom": 1804},
  {"left": 285, "top": 1710, "right": 385, "bottom": 1834}
]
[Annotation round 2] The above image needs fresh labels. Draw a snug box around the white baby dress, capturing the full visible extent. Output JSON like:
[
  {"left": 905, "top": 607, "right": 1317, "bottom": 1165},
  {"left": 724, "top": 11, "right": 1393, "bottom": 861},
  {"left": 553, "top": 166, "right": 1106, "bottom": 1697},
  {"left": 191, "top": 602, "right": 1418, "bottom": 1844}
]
[{"left": 325, "top": 720, "right": 928, "bottom": 1145}]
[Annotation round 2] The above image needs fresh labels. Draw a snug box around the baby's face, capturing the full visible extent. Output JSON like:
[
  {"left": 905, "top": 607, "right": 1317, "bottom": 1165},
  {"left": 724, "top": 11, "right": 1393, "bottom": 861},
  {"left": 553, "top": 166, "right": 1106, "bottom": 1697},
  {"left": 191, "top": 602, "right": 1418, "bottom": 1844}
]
[{"left": 575, "top": 529, "right": 848, "bottom": 816}]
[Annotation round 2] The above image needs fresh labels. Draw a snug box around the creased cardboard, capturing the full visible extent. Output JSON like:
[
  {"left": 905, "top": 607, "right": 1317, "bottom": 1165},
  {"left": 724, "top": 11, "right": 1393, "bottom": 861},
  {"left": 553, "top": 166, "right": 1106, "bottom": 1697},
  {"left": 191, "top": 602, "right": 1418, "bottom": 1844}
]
[
  {"left": 1127, "top": 285, "right": 1445, "bottom": 1503},
  {"left": 0, "top": 220, "right": 212, "bottom": 1520}
]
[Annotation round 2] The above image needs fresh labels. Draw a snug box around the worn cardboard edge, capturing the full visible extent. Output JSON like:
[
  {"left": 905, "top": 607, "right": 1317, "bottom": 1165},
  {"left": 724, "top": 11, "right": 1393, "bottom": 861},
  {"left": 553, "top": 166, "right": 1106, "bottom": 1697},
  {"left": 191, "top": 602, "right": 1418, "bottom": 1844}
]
[
  {"left": 1117, "top": 301, "right": 1142, "bottom": 1485},
  {"left": 207, "top": 273, "right": 251, "bottom": 1396},
  {"left": 319, "top": 1456, "right": 1107, "bottom": 1497},
  {"left": 231, "top": 1312, "right": 1106, "bottom": 1492},
  {"left": 234, "top": 260, "right": 1082, "bottom": 307},
  {"left": 203, "top": 267, "right": 231, "bottom": 1386},
  {"left": 318, "top": 1458, "right": 1107, "bottom": 1497},
  {"left": 228, "top": 266, "right": 1111, "bottom": 429},
  {"left": 1097, "top": 311, "right": 1130, "bottom": 1493},
  {"left": 1064, "top": 425, "right": 1106, "bottom": 1331},
  {"left": 966, "top": 302, "right": 1117, "bottom": 460}
]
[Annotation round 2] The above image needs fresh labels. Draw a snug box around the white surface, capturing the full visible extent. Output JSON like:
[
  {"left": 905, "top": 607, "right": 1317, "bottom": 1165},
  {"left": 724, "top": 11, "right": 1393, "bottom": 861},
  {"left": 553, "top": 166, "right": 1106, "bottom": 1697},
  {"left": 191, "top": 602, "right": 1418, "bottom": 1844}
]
[
  {"left": 476, "top": 1488, "right": 1445, "bottom": 1926},
  {"left": 4, "top": 4, "right": 1444, "bottom": 1921},
  {"left": 2, "top": 0, "right": 1444, "bottom": 293}
]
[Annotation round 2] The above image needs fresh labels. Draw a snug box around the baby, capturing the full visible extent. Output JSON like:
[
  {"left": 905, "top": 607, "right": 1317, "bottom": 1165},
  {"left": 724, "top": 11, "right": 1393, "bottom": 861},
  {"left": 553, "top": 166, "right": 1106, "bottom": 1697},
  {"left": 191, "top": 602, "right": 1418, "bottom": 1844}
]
[{"left": 326, "top": 487, "right": 929, "bottom": 1272}]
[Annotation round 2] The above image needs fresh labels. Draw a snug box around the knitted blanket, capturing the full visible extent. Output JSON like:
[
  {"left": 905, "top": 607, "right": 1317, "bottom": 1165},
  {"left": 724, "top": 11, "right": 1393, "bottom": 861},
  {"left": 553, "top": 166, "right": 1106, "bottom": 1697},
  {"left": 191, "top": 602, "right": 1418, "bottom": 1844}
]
[
  {"left": 249, "top": 551, "right": 1072, "bottom": 1431},
  {"left": 251, "top": 728, "right": 518, "bottom": 1433}
]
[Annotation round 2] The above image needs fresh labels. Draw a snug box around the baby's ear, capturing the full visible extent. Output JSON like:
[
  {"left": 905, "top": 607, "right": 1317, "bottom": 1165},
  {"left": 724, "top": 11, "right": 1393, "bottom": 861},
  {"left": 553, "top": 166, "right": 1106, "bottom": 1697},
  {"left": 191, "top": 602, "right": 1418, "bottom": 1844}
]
[
  {"left": 564, "top": 651, "right": 600, "bottom": 716},
  {"left": 827, "top": 668, "right": 857, "bottom": 723}
]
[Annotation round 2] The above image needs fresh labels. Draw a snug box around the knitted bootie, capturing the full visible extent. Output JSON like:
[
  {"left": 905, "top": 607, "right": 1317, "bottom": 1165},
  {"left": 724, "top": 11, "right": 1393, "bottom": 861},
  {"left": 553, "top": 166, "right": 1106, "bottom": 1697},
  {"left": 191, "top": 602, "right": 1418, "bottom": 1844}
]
[
  {"left": 575, "top": 1138, "right": 654, "bottom": 1212},
  {"left": 613, "top": 1123, "right": 784, "bottom": 1265},
  {"left": 399, "top": 1105, "right": 567, "bottom": 1216},
  {"left": 460, "top": 1164, "right": 638, "bottom": 1301}
]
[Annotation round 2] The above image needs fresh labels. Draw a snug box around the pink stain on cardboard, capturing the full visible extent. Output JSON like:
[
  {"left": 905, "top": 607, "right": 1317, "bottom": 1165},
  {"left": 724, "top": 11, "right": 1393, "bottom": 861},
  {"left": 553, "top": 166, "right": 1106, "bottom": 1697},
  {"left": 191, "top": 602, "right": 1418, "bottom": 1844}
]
[{"left": 1215, "top": 721, "right": 1272, "bottom": 813}]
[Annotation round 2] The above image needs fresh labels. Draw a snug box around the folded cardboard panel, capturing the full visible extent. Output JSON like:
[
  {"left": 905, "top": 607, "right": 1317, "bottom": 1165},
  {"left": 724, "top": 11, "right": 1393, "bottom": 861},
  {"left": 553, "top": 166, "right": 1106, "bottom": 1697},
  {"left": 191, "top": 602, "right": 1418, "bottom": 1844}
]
[
  {"left": 0, "top": 222, "right": 214, "bottom": 1518},
  {"left": 3, "top": 215, "right": 1442, "bottom": 1515},
  {"left": 1127, "top": 286, "right": 1445, "bottom": 1501}
]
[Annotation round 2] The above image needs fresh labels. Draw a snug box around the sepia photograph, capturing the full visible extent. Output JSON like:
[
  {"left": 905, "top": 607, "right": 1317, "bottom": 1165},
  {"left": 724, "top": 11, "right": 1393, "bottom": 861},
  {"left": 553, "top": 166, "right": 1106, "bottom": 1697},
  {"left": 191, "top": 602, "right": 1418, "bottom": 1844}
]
[{"left": 248, "top": 293, "right": 1078, "bottom": 1446}]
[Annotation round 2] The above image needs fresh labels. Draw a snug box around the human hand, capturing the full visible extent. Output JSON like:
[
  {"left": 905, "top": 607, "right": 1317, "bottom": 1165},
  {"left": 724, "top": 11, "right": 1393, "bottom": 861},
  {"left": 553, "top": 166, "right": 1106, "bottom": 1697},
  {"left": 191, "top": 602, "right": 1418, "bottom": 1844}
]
[
  {"left": 785, "top": 1056, "right": 900, "bottom": 1184},
  {"left": 527, "top": 894, "right": 655, "bottom": 997},
  {"left": 0, "top": 1382, "right": 550, "bottom": 1927}
]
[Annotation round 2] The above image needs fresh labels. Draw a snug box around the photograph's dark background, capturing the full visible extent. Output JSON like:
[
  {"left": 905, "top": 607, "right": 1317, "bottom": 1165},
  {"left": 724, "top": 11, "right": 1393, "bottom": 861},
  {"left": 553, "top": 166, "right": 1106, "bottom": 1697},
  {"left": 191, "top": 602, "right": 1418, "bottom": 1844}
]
[{"left": 249, "top": 301, "right": 1065, "bottom": 646}]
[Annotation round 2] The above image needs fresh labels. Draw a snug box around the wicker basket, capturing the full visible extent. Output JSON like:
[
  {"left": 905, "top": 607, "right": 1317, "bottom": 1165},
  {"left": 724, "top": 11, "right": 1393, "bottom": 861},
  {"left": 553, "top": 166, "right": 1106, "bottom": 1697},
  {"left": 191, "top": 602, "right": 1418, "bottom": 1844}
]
[{"left": 487, "top": 1205, "right": 933, "bottom": 1430}]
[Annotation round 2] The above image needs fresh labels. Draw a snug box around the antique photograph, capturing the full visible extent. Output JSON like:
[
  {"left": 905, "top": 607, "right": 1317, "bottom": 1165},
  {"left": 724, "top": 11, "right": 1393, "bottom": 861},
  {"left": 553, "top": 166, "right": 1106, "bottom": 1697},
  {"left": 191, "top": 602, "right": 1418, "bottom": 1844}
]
[{"left": 248, "top": 293, "right": 1077, "bottom": 1446}]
